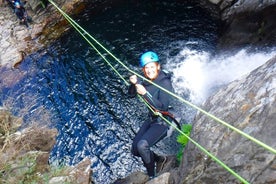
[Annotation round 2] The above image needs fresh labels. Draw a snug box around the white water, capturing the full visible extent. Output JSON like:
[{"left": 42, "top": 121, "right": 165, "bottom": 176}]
[{"left": 165, "top": 47, "right": 276, "bottom": 105}]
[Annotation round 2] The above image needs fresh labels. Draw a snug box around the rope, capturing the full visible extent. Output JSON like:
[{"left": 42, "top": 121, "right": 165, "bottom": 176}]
[
  {"left": 48, "top": 0, "right": 276, "bottom": 156},
  {"left": 47, "top": 0, "right": 275, "bottom": 183},
  {"left": 48, "top": 1, "right": 129, "bottom": 85},
  {"left": 157, "top": 112, "right": 250, "bottom": 184},
  {"left": 47, "top": 2, "right": 250, "bottom": 183}
]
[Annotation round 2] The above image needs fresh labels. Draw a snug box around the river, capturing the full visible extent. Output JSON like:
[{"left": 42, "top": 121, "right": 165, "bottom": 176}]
[{"left": 0, "top": 1, "right": 275, "bottom": 183}]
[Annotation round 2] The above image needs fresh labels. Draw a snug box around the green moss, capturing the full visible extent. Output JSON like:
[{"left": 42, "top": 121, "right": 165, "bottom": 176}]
[{"left": 176, "top": 124, "right": 192, "bottom": 163}]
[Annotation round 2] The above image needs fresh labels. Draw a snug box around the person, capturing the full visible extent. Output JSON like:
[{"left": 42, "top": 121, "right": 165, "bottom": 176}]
[
  {"left": 6, "top": 0, "right": 24, "bottom": 10},
  {"left": 14, "top": 1, "right": 30, "bottom": 28},
  {"left": 128, "top": 51, "right": 174, "bottom": 179}
]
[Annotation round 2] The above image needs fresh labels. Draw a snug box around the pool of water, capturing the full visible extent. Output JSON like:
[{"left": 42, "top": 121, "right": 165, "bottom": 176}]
[{"left": 0, "top": 1, "right": 220, "bottom": 183}]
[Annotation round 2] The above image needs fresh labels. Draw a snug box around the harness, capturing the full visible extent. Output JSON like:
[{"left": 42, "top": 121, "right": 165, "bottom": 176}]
[
  {"left": 153, "top": 108, "right": 181, "bottom": 130},
  {"left": 145, "top": 99, "right": 181, "bottom": 130}
]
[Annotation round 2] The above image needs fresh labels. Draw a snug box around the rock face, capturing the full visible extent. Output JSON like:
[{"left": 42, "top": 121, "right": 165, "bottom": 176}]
[
  {"left": 0, "top": 108, "right": 93, "bottom": 184},
  {"left": 0, "top": 0, "right": 86, "bottom": 67},
  {"left": 206, "top": 0, "right": 276, "bottom": 48},
  {"left": 172, "top": 57, "right": 276, "bottom": 183}
]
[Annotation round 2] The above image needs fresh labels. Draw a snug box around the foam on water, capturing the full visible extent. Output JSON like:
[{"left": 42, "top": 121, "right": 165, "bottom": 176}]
[{"left": 165, "top": 47, "right": 276, "bottom": 104}]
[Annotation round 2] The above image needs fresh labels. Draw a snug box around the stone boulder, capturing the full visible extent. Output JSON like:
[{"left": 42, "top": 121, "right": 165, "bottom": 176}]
[{"left": 113, "top": 155, "right": 178, "bottom": 184}]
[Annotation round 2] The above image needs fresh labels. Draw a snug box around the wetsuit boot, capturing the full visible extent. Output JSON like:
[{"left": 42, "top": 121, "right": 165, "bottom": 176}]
[
  {"left": 142, "top": 150, "right": 156, "bottom": 178},
  {"left": 144, "top": 159, "right": 156, "bottom": 179},
  {"left": 137, "top": 140, "right": 156, "bottom": 178}
]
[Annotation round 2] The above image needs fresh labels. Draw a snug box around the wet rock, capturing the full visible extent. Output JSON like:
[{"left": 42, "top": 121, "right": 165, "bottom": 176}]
[
  {"left": 114, "top": 171, "right": 149, "bottom": 184},
  {"left": 173, "top": 56, "right": 276, "bottom": 183},
  {"left": 205, "top": 0, "right": 276, "bottom": 49},
  {"left": 0, "top": 0, "right": 86, "bottom": 68},
  {"left": 12, "top": 126, "right": 58, "bottom": 152},
  {"left": 69, "top": 157, "right": 93, "bottom": 184},
  {"left": 146, "top": 172, "right": 170, "bottom": 184},
  {"left": 113, "top": 155, "right": 178, "bottom": 184},
  {"left": 49, "top": 157, "right": 93, "bottom": 184}
]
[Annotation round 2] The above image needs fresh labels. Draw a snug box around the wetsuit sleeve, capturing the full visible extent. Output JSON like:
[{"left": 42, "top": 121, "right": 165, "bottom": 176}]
[
  {"left": 128, "top": 84, "right": 137, "bottom": 98},
  {"left": 143, "top": 78, "right": 172, "bottom": 111}
]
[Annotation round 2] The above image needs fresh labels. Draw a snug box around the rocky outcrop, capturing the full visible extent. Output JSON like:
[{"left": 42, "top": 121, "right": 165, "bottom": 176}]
[
  {"left": 0, "top": 0, "right": 87, "bottom": 67},
  {"left": 0, "top": 108, "right": 93, "bottom": 184},
  {"left": 206, "top": 0, "right": 276, "bottom": 48},
  {"left": 171, "top": 56, "right": 276, "bottom": 183}
]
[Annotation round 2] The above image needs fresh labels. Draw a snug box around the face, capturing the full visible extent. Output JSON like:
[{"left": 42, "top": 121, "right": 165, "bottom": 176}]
[{"left": 143, "top": 62, "right": 160, "bottom": 80}]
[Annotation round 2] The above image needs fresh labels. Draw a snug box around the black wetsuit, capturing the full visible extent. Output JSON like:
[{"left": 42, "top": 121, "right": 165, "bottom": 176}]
[
  {"left": 14, "top": 6, "right": 26, "bottom": 21},
  {"left": 128, "top": 70, "right": 173, "bottom": 177}
]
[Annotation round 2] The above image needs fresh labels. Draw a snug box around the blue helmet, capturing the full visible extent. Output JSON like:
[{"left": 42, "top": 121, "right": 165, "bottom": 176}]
[
  {"left": 139, "top": 51, "right": 159, "bottom": 67},
  {"left": 15, "top": 2, "right": 20, "bottom": 6}
]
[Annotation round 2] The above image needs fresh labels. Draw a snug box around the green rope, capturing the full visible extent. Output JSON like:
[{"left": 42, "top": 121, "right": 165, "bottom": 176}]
[
  {"left": 49, "top": 0, "right": 276, "bottom": 156},
  {"left": 48, "top": 0, "right": 274, "bottom": 182},
  {"left": 160, "top": 114, "right": 250, "bottom": 184},
  {"left": 48, "top": 0, "right": 128, "bottom": 85},
  {"left": 130, "top": 97, "right": 250, "bottom": 183},
  {"left": 47, "top": 4, "right": 250, "bottom": 183}
]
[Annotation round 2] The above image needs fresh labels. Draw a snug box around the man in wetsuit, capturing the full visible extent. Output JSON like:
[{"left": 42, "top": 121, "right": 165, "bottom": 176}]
[
  {"left": 14, "top": 1, "right": 29, "bottom": 27},
  {"left": 128, "top": 51, "right": 173, "bottom": 179}
]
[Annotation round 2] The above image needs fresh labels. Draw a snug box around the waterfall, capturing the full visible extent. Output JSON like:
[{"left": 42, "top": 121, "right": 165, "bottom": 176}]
[{"left": 165, "top": 47, "right": 276, "bottom": 105}]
